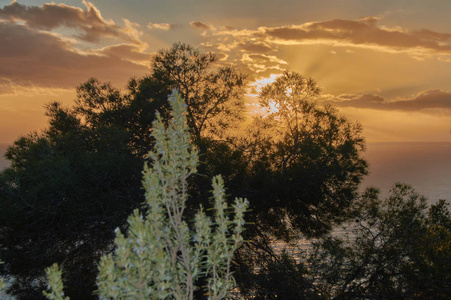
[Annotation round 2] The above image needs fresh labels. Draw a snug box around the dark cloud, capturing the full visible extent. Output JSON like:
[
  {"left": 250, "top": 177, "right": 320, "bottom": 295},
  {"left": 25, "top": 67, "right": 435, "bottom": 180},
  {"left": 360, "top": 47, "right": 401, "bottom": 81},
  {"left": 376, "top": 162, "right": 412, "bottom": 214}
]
[
  {"left": 98, "top": 44, "right": 153, "bottom": 63},
  {"left": 328, "top": 90, "right": 451, "bottom": 111},
  {"left": 0, "top": 22, "right": 148, "bottom": 93},
  {"left": 190, "top": 21, "right": 215, "bottom": 30},
  {"left": 0, "top": 0, "right": 142, "bottom": 43}
]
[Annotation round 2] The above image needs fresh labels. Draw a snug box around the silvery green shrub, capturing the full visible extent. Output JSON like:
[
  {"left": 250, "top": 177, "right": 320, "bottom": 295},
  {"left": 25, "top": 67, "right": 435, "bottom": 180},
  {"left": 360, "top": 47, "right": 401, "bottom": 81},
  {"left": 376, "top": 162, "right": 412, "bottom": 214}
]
[{"left": 44, "top": 90, "right": 248, "bottom": 300}]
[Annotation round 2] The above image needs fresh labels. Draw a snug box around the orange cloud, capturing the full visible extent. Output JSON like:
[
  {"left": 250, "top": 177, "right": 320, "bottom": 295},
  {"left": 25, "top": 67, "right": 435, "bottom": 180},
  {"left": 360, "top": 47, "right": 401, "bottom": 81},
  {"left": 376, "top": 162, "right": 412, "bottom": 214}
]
[
  {"left": 0, "top": 0, "right": 142, "bottom": 44},
  {"left": 208, "top": 17, "right": 451, "bottom": 60},
  {"left": 0, "top": 21, "right": 148, "bottom": 92},
  {"left": 325, "top": 90, "right": 451, "bottom": 112},
  {"left": 147, "top": 22, "right": 177, "bottom": 31},
  {"left": 0, "top": 1, "right": 152, "bottom": 93},
  {"left": 263, "top": 18, "right": 451, "bottom": 56}
]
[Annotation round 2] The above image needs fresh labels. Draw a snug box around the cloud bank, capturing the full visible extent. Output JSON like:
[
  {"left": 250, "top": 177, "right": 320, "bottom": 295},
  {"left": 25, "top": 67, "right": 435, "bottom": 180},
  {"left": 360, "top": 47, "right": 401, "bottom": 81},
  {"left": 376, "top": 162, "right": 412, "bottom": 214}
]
[
  {"left": 0, "top": 0, "right": 142, "bottom": 43},
  {"left": 0, "top": 1, "right": 151, "bottom": 93},
  {"left": 2, "top": 1, "right": 451, "bottom": 116},
  {"left": 326, "top": 90, "right": 451, "bottom": 112},
  {"left": 210, "top": 17, "right": 451, "bottom": 57}
]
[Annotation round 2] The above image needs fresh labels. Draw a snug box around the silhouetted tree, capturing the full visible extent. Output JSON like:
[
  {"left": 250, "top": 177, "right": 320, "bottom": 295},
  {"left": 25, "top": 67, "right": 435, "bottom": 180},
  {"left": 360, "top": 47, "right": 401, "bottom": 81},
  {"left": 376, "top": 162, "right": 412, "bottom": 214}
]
[
  {"left": 234, "top": 71, "right": 368, "bottom": 297},
  {"left": 0, "top": 43, "right": 247, "bottom": 299},
  {"left": 0, "top": 44, "right": 371, "bottom": 298},
  {"left": 43, "top": 91, "right": 248, "bottom": 300},
  {"left": 0, "top": 96, "right": 144, "bottom": 298},
  {"left": 150, "top": 43, "right": 247, "bottom": 144},
  {"left": 252, "top": 71, "right": 367, "bottom": 237},
  {"left": 308, "top": 184, "right": 451, "bottom": 299}
]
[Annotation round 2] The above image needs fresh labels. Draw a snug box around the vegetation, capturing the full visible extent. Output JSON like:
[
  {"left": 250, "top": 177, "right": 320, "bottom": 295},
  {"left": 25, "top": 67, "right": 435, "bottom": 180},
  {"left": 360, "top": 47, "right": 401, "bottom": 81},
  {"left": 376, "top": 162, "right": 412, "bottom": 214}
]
[
  {"left": 308, "top": 184, "right": 451, "bottom": 299},
  {"left": 0, "top": 42, "right": 449, "bottom": 299},
  {"left": 0, "top": 43, "right": 246, "bottom": 299},
  {"left": 43, "top": 91, "right": 248, "bottom": 300},
  {"left": 250, "top": 184, "right": 451, "bottom": 299},
  {"left": 232, "top": 71, "right": 368, "bottom": 297}
]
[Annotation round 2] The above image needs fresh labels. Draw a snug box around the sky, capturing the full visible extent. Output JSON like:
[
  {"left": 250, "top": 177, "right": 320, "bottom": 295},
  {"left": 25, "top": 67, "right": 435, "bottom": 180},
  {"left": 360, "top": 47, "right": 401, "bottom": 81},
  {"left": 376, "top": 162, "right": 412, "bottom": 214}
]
[{"left": 1, "top": 0, "right": 451, "bottom": 144}]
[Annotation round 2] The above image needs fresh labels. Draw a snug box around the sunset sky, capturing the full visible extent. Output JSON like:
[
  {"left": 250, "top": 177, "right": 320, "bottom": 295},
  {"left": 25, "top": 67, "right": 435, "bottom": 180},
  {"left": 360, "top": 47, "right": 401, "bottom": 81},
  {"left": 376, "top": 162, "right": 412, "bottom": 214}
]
[{"left": 1, "top": 0, "right": 451, "bottom": 144}]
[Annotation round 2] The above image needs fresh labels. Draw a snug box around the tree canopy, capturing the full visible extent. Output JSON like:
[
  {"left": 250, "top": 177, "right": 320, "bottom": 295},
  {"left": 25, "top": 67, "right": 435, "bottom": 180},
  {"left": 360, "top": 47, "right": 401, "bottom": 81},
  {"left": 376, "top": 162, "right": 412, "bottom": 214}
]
[
  {"left": 240, "top": 71, "right": 367, "bottom": 239},
  {"left": 150, "top": 43, "right": 247, "bottom": 143},
  {"left": 0, "top": 43, "right": 248, "bottom": 299},
  {"left": 3, "top": 44, "right": 427, "bottom": 300},
  {"left": 43, "top": 91, "right": 248, "bottom": 300}
]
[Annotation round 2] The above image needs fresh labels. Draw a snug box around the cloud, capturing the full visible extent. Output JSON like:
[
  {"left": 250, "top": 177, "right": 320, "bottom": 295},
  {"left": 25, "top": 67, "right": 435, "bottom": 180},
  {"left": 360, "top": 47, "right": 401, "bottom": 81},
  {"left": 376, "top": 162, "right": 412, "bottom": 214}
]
[
  {"left": 0, "top": 0, "right": 142, "bottom": 44},
  {"left": 0, "top": 1, "right": 153, "bottom": 93},
  {"left": 326, "top": 90, "right": 451, "bottom": 112},
  {"left": 190, "top": 21, "right": 216, "bottom": 30},
  {"left": 262, "top": 17, "right": 451, "bottom": 56},
  {"left": 0, "top": 21, "right": 148, "bottom": 93},
  {"left": 95, "top": 44, "right": 153, "bottom": 65},
  {"left": 240, "top": 53, "right": 287, "bottom": 73},
  {"left": 147, "top": 22, "right": 177, "bottom": 31},
  {"left": 239, "top": 41, "right": 274, "bottom": 53},
  {"left": 207, "top": 17, "right": 451, "bottom": 60}
]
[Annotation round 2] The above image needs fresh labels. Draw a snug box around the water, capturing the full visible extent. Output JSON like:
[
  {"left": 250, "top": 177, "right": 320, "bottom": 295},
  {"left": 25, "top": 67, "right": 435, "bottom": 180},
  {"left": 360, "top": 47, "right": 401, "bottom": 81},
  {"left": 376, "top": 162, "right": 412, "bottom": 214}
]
[
  {"left": 361, "top": 142, "right": 451, "bottom": 203},
  {"left": 272, "top": 142, "right": 451, "bottom": 254}
]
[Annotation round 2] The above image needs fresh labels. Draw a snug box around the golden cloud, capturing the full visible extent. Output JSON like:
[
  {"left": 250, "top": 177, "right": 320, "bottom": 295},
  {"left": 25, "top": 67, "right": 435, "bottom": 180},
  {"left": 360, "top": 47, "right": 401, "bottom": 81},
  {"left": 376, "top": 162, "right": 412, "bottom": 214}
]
[
  {"left": 0, "top": 21, "right": 148, "bottom": 92},
  {"left": 325, "top": 90, "right": 451, "bottom": 112},
  {"left": 147, "top": 22, "right": 177, "bottom": 31},
  {"left": 0, "top": 0, "right": 143, "bottom": 44},
  {"left": 209, "top": 17, "right": 451, "bottom": 59},
  {"left": 190, "top": 21, "right": 216, "bottom": 30}
]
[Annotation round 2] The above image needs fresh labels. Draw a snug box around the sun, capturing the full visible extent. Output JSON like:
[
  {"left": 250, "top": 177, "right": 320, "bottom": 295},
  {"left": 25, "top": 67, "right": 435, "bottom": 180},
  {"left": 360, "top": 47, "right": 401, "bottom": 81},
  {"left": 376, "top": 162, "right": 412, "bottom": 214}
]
[{"left": 245, "top": 74, "right": 283, "bottom": 115}]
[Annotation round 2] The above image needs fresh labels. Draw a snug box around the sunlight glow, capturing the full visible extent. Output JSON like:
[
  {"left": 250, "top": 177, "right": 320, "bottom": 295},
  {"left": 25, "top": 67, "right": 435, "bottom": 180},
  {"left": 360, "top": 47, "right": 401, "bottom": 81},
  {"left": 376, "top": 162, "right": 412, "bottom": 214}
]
[
  {"left": 249, "top": 74, "right": 282, "bottom": 96},
  {"left": 268, "top": 100, "right": 280, "bottom": 114}
]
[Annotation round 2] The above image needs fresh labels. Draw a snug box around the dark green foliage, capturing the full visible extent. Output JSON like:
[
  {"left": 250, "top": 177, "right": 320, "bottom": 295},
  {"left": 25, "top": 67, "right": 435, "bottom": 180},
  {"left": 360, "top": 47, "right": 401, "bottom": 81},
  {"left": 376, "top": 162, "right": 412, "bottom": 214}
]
[
  {"left": 43, "top": 91, "right": 248, "bottom": 300},
  {"left": 251, "top": 71, "right": 368, "bottom": 238},
  {"left": 0, "top": 100, "right": 144, "bottom": 298},
  {"left": 0, "top": 43, "right": 247, "bottom": 299},
  {"left": 307, "top": 184, "right": 451, "bottom": 299},
  {"left": 236, "top": 250, "right": 321, "bottom": 300},
  {"left": 236, "top": 185, "right": 451, "bottom": 299},
  {"left": 232, "top": 72, "right": 368, "bottom": 297},
  {"left": 0, "top": 77, "right": 174, "bottom": 298},
  {"left": 151, "top": 43, "right": 247, "bottom": 143},
  {"left": 0, "top": 44, "right": 372, "bottom": 298}
]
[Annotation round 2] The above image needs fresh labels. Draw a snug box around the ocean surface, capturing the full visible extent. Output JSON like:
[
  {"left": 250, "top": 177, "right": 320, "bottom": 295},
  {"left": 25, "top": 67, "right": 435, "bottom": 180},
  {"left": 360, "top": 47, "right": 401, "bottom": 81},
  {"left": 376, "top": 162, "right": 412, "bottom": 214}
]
[
  {"left": 361, "top": 142, "right": 451, "bottom": 204},
  {"left": 1, "top": 141, "right": 450, "bottom": 203}
]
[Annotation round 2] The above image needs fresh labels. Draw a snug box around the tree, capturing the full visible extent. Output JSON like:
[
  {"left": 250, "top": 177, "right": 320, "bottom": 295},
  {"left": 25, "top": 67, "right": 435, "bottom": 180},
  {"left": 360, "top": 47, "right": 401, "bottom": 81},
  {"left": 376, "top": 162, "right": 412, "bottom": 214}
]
[
  {"left": 150, "top": 42, "right": 247, "bottom": 144},
  {"left": 254, "top": 71, "right": 367, "bottom": 237},
  {"left": 307, "top": 184, "right": 451, "bottom": 299},
  {"left": 43, "top": 91, "right": 248, "bottom": 300},
  {"left": 0, "top": 44, "right": 248, "bottom": 299},
  {"left": 233, "top": 71, "right": 368, "bottom": 297},
  {"left": 0, "top": 81, "right": 145, "bottom": 299}
]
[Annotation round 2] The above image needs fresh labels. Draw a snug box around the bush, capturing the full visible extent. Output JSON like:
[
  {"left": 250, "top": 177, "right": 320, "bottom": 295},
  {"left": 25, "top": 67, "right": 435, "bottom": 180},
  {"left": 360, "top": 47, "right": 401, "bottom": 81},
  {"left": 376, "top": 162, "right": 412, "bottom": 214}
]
[{"left": 43, "top": 90, "right": 248, "bottom": 300}]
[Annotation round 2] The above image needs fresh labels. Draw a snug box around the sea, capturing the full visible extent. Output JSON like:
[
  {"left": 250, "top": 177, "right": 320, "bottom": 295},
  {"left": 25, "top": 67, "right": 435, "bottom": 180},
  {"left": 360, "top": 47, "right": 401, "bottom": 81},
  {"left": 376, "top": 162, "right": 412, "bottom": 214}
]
[{"left": 360, "top": 142, "right": 451, "bottom": 204}]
